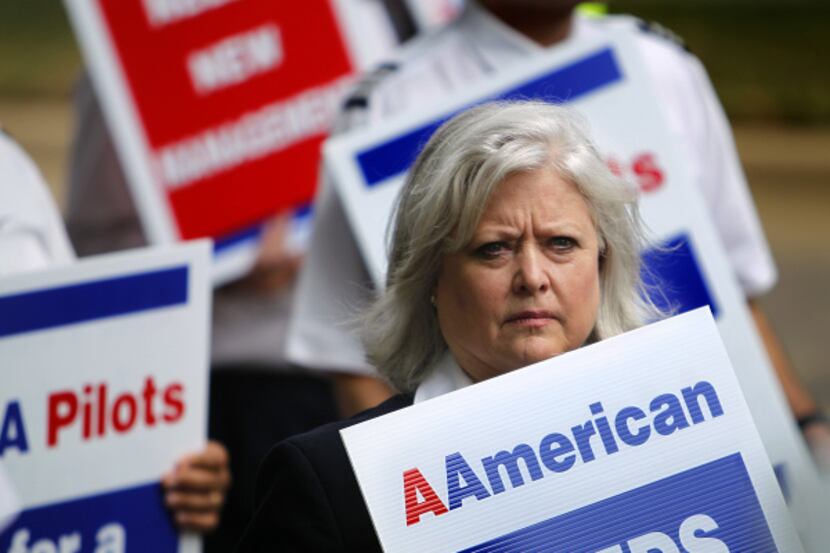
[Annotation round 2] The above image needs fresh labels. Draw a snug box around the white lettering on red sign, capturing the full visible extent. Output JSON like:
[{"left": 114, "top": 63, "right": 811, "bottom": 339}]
[
  {"left": 141, "top": 0, "right": 239, "bottom": 28},
  {"left": 154, "top": 76, "right": 353, "bottom": 189},
  {"left": 188, "top": 24, "right": 284, "bottom": 95}
]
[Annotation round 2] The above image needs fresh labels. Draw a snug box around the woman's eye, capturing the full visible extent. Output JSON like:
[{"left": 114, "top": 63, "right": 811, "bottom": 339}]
[
  {"left": 549, "top": 236, "right": 576, "bottom": 251},
  {"left": 476, "top": 242, "right": 509, "bottom": 258}
]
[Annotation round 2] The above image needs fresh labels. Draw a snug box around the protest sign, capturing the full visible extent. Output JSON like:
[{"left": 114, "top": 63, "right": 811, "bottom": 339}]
[
  {"left": 342, "top": 309, "right": 803, "bottom": 552},
  {"left": 63, "top": 0, "right": 397, "bottom": 283},
  {"left": 0, "top": 241, "right": 211, "bottom": 553},
  {"left": 323, "top": 31, "right": 830, "bottom": 548}
]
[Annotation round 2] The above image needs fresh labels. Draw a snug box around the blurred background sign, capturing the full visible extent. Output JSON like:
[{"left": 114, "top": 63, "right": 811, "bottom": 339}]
[
  {"left": 62, "top": 0, "right": 397, "bottom": 283},
  {"left": 0, "top": 241, "right": 212, "bottom": 553}
]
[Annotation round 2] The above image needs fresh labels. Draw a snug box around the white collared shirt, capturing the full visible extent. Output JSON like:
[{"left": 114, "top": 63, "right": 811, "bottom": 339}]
[
  {"left": 413, "top": 353, "right": 473, "bottom": 404},
  {"left": 0, "top": 133, "right": 75, "bottom": 276}
]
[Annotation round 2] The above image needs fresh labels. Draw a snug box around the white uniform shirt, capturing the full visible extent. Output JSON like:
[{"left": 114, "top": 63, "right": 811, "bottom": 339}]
[
  {"left": 413, "top": 353, "right": 472, "bottom": 404},
  {"left": 0, "top": 132, "right": 74, "bottom": 275},
  {"left": 286, "top": 2, "right": 777, "bottom": 375}
]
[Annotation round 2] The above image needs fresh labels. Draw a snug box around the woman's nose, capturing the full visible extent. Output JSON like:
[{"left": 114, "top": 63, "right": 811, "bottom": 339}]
[{"left": 513, "top": 247, "right": 550, "bottom": 294}]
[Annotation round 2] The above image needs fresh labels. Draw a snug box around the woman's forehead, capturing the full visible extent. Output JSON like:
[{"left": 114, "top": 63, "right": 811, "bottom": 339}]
[{"left": 477, "top": 168, "right": 592, "bottom": 224}]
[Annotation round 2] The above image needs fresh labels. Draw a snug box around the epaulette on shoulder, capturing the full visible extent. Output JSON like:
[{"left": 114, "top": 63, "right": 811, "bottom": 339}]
[
  {"left": 635, "top": 18, "right": 691, "bottom": 53},
  {"left": 343, "top": 62, "right": 400, "bottom": 111}
]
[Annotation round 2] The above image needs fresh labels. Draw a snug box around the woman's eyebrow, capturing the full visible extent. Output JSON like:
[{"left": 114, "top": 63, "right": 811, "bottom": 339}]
[{"left": 472, "top": 226, "right": 521, "bottom": 238}]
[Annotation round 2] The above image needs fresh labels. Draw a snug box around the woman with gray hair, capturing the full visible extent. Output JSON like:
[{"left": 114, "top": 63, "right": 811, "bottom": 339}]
[{"left": 238, "top": 101, "right": 658, "bottom": 552}]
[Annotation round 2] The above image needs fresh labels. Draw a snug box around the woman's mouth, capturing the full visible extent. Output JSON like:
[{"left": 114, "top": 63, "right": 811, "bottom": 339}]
[{"left": 504, "top": 310, "right": 558, "bottom": 328}]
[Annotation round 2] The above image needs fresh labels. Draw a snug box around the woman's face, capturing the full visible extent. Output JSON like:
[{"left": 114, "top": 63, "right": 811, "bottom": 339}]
[{"left": 434, "top": 166, "right": 601, "bottom": 383}]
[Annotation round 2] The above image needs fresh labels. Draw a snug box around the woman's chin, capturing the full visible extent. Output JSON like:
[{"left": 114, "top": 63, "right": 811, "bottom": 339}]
[{"left": 503, "top": 340, "right": 568, "bottom": 371}]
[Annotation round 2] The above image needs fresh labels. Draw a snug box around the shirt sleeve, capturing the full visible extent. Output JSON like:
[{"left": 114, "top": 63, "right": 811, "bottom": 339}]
[
  {"left": 637, "top": 33, "right": 777, "bottom": 297},
  {"left": 283, "top": 67, "right": 401, "bottom": 376},
  {"left": 685, "top": 55, "right": 777, "bottom": 297},
  {"left": 284, "top": 176, "right": 377, "bottom": 375},
  {"left": 0, "top": 134, "right": 75, "bottom": 276}
]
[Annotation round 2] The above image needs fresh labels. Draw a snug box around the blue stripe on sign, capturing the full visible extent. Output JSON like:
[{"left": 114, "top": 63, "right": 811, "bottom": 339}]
[
  {"left": 293, "top": 202, "right": 314, "bottom": 221},
  {"left": 0, "top": 266, "right": 188, "bottom": 338},
  {"left": 357, "top": 47, "right": 623, "bottom": 187},
  {"left": 641, "top": 233, "right": 719, "bottom": 318},
  {"left": 213, "top": 223, "right": 264, "bottom": 253},
  {"left": 460, "top": 453, "right": 776, "bottom": 553},
  {"left": 213, "top": 202, "right": 313, "bottom": 256},
  {"left": 0, "top": 481, "right": 179, "bottom": 551}
]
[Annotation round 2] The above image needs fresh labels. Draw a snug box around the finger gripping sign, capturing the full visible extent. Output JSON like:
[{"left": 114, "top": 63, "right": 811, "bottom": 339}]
[
  {"left": 63, "top": 0, "right": 390, "bottom": 283},
  {"left": 341, "top": 309, "right": 803, "bottom": 552},
  {"left": 0, "top": 242, "right": 211, "bottom": 553}
]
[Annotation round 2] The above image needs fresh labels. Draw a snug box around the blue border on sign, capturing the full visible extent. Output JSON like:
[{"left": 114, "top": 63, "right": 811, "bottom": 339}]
[
  {"left": 213, "top": 224, "right": 263, "bottom": 254},
  {"left": 641, "top": 234, "right": 719, "bottom": 318},
  {"left": 460, "top": 453, "right": 776, "bottom": 553},
  {"left": 0, "top": 481, "right": 179, "bottom": 551},
  {"left": 356, "top": 47, "right": 623, "bottom": 187},
  {"left": 212, "top": 202, "right": 313, "bottom": 256},
  {"left": 0, "top": 266, "right": 189, "bottom": 338}
]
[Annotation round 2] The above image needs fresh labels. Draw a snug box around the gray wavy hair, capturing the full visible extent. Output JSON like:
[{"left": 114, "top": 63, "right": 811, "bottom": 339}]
[{"left": 361, "top": 101, "right": 658, "bottom": 393}]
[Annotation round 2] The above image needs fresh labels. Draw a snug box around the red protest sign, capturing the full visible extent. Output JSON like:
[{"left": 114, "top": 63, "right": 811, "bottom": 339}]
[
  {"left": 97, "top": 0, "right": 355, "bottom": 240},
  {"left": 77, "top": 0, "right": 363, "bottom": 242}
]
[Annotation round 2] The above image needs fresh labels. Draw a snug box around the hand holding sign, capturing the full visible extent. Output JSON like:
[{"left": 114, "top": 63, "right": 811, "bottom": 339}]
[
  {"left": 225, "top": 214, "right": 303, "bottom": 294},
  {"left": 163, "top": 441, "right": 231, "bottom": 532}
]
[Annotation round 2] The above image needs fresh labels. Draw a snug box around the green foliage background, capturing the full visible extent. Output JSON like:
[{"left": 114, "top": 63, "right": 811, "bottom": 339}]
[
  {"left": 611, "top": 0, "right": 830, "bottom": 125},
  {"left": 0, "top": 0, "right": 80, "bottom": 100},
  {"left": 0, "top": 0, "right": 827, "bottom": 124}
]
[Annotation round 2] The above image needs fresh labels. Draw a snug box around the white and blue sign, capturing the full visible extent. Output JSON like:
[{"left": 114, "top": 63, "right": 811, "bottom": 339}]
[
  {"left": 342, "top": 309, "right": 803, "bottom": 552},
  {"left": 324, "top": 32, "right": 829, "bottom": 548},
  {"left": 0, "top": 241, "right": 212, "bottom": 553}
]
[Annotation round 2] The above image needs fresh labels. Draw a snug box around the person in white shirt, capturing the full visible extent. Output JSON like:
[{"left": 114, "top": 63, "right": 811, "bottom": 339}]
[
  {"left": 286, "top": 0, "right": 830, "bottom": 466},
  {"left": 0, "top": 131, "right": 74, "bottom": 273},
  {"left": 0, "top": 129, "right": 230, "bottom": 535}
]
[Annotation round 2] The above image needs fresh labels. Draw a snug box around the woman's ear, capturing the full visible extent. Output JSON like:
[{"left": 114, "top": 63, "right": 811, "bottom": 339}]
[{"left": 429, "top": 283, "right": 438, "bottom": 309}]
